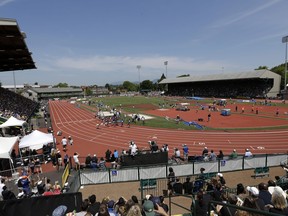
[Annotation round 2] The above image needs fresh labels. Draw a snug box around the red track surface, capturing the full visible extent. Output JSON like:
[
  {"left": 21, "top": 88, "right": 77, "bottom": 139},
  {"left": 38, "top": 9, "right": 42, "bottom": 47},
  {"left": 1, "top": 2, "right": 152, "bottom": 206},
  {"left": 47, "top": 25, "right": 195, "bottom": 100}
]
[{"left": 49, "top": 100, "right": 288, "bottom": 160}]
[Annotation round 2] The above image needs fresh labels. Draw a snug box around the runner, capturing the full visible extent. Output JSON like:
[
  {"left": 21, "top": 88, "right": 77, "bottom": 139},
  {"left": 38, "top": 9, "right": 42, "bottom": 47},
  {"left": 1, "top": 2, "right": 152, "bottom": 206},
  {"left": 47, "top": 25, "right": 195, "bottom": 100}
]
[
  {"left": 68, "top": 136, "right": 73, "bottom": 146},
  {"left": 61, "top": 136, "right": 68, "bottom": 152}
]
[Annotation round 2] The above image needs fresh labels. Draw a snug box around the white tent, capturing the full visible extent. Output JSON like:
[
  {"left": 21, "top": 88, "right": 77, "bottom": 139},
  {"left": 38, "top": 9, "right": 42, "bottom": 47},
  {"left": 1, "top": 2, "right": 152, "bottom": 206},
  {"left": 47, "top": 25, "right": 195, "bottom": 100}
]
[
  {"left": 19, "top": 130, "right": 54, "bottom": 150},
  {"left": 0, "top": 136, "right": 18, "bottom": 158},
  {"left": 0, "top": 116, "right": 26, "bottom": 128}
]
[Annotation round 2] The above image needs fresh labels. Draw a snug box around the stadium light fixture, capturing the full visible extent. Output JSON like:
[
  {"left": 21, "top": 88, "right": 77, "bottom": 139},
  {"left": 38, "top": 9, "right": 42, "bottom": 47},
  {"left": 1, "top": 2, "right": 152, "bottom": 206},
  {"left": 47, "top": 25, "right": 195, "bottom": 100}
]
[
  {"left": 137, "top": 65, "right": 141, "bottom": 91},
  {"left": 164, "top": 61, "right": 168, "bottom": 78},
  {"left": 282, "top": 35, "right": 288, "bottom": 90}
]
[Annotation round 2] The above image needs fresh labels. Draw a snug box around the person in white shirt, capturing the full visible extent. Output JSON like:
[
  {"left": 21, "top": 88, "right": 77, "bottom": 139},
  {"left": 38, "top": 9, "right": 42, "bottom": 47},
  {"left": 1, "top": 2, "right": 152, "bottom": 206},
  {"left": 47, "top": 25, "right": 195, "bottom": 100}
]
[
  {"left": 73, "top": 152, "right": 80, "bottom": 170},
  {"left": 174, "top": 148, "right": 181, "bottom": 158},
  {"left": 61, "top": 137, "right": 68, "bottom": 151},
  {"left": 244, "top": 148, "right": 253, "bottom": 157},
  {"left": 0, "top": 178, "right": 6, "bottom": 201},
  {"left": 129, "top": 141, "right": 137, "bottom": 156},
  {"left": 68, "top": 136, "right": 73, "bottom": 146}
]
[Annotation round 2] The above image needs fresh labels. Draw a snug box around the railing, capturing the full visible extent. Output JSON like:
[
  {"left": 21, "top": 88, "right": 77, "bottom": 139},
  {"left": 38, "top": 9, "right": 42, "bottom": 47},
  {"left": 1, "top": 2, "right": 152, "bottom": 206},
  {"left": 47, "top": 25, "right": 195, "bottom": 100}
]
[
  {"left": 206, "top": 200, "right": 281, "bottom": 216},
  {"left": 167, "top": 194, "right": 194, "bottom": 216},
  {"left": 79, "top": 153, "right": 287, "bottom": 186}
]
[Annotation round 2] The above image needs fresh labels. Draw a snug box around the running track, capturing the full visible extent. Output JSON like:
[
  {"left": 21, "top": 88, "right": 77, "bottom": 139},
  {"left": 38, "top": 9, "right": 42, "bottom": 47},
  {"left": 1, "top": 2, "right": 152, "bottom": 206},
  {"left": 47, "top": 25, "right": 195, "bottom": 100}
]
[{"left": 49, "top": 100, "right": 288, "bottom": 158}]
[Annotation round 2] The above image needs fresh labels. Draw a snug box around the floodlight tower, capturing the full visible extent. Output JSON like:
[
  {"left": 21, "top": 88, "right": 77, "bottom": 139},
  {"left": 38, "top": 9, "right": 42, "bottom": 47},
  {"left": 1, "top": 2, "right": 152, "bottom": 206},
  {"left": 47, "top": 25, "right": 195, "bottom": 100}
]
[
  {"left": 164, "top": 61, "right": 168, "bottom": 78},
  {"left": 282, "top": 35, "right": 288, "bottom": 90},
  {"left": 137, "top": 65, "right": 141, "bottom": 91}
]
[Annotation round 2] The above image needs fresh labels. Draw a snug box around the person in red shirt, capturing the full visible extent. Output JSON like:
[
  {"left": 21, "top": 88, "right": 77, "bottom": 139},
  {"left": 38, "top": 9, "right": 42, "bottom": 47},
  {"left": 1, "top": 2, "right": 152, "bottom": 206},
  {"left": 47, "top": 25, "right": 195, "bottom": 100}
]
[{"left": 43, "top": 187, "right": 54, "bottom": 196}]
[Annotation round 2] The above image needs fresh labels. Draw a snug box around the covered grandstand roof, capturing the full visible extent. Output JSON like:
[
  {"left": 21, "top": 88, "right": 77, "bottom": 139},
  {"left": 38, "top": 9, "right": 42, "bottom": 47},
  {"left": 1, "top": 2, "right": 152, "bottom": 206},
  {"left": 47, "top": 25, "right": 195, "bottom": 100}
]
[
  {"left": 159, "top": 70, "right": 279, "bottom": 84},
  {"left": 30, "top": 87, "right": 83, "bottom": 93},
  {"left": 0, "top": 18, "right": 36, "bottom": 72}
]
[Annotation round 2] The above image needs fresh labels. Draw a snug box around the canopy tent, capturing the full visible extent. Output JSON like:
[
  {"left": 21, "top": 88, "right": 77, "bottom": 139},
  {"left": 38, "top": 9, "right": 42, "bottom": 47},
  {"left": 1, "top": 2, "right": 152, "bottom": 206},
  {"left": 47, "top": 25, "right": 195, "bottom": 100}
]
[
  {"left": 0, "top": 116, "right": 26, "bottom": 128},
  {"left": 19, "top": 130, "right": 54, "bottom": 150},
  {"left": 0, "top": 136, "right": 18, "bottom": 158},
  {"left": 0, "top": 136, "right": 18, "bottom": 176}
]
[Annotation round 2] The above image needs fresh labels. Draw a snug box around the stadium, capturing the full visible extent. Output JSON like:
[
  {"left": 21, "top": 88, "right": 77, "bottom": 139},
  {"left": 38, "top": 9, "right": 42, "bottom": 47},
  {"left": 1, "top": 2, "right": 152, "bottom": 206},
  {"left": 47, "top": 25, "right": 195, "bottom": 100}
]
[
  {"left": 1, "top": 18, "right": 288, "bottom": 216},
  {"left": 159, "top": 70, "right": 281, "bottom": 98}
]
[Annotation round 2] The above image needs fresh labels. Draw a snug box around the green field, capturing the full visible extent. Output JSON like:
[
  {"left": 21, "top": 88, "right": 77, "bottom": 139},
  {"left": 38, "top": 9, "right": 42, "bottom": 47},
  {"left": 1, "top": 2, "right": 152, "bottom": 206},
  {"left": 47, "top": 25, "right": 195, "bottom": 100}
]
[
  {"left": 79, "top": 96, "right": 288, "bottom": 131},
  {"left": 83, "top": 96, "right": 204, "bottom": 130}
]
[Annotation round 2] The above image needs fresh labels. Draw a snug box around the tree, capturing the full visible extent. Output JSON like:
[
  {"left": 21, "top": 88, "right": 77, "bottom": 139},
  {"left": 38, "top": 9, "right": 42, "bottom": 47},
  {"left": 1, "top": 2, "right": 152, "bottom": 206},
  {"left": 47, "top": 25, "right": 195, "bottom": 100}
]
[
  {"left": 85, "top": 87, "right": 93, "bottom": 96},
  {"left": 157, "top": 73, "right": 167, "bottom": 91},
  {"left": 177, "top": 74, "right": 190, "bottom": 78},
  {"left": 105, "top": 83, "right": 111, "bottom": 91},
  {"left": 271, "top": 63, "right": 286, "bottom": 89},
  {"left": 53, "top": 83, "right": 69, "bottom": 88},
  {"left": 122, "top": 81, "right": 137, "bottom": 91},
  {"left": 140, "top": 80, "right": 154, "bottom": 90},
  {"left": 255, "top": 66, "right": 268, "bottom": 70},
  {"left": 158, "top": 73, "right": 166, "bottom": 82}
]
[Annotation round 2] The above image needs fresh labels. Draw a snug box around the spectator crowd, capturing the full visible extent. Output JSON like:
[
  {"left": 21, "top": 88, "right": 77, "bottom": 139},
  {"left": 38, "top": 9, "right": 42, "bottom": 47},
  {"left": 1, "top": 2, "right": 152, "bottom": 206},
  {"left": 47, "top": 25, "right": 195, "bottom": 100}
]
[{"left": 0, "top": 87, "right": 38, "bottom": 120}]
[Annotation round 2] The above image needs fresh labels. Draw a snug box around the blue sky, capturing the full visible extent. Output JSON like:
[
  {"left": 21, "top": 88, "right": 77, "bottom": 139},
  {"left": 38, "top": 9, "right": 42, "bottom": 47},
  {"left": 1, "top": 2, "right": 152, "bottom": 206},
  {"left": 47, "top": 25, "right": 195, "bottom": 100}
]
[{"left": 0, "top": 0, "right": 288, "bottom": 86}]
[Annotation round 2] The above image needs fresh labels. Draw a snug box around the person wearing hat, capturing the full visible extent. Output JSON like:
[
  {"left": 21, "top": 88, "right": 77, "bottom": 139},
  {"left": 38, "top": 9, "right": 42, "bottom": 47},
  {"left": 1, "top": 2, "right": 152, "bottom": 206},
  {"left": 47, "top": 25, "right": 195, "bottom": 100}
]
[
  {"left": 246, "top": 186, "right": 265, "bottom": 211},
  {"left": 217, "top": 173, "right": 226, "bottom": 187},
  {"left": 143, "top": 200, "right": 156, "bottom": 216},
  {"left": 229, "top": 149, "right": 238, "bottom": 159},
  {"left": 107, "top": 200, "right": 117, "bottom": 216},
  {"left": 244, "top": 149, "right": 253, "bottom": 157},
  {"left": 246, "top": 186, "right": 259, "bottom": 198}
]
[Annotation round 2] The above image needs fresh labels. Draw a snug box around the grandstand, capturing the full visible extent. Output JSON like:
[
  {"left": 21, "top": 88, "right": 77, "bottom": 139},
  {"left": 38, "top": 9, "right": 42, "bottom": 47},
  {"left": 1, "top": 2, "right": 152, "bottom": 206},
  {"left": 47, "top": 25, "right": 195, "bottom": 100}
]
[
  {"left": 22, "top": 87, "right": 84, "bottom": 102},
  {"left": 0, "top": 18, "right": 36, "bottom": 72},
  {"left": 0, "top": 18, "right": 38, "bottom": 121},
  {"left": 0, "top": 87, "right": 38, "bottom": 120},
  {"left": 159, "top": 70, "right": 281, "bottom": 98}
]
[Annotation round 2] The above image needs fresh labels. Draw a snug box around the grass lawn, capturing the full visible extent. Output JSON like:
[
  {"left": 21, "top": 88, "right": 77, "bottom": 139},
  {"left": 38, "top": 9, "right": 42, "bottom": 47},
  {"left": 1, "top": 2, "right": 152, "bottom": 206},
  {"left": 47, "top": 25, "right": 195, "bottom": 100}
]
[{"left": 79, "top": 95, "right": 288, "bottom": 131}]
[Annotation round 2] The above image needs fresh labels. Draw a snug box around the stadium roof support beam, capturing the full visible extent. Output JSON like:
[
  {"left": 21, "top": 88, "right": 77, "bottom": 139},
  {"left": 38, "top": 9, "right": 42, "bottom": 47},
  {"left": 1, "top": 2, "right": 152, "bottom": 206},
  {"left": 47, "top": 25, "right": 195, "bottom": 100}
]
[{"left": 0, "top": 18, "right": 36, "bottom": 72}]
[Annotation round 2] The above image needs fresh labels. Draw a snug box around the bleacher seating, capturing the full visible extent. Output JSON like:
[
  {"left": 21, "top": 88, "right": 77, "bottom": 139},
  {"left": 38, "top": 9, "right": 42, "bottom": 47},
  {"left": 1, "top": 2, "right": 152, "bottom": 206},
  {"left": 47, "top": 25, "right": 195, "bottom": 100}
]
[
  {"left": 140, "top": 178, "right": 157, "bottom": 189},
  {"left": 253, "top": 167, "right": 269, "bottom": 178}
]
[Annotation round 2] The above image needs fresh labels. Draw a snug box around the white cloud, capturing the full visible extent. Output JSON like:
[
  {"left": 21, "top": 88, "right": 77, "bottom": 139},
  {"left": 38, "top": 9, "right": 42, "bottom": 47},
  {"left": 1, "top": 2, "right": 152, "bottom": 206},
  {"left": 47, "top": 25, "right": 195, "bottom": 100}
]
[
  {"left": 0, "top": 0, "right": 14, "bottom": 7},
  {"left": 52, "top": 55, "right": 228, "bottom": 75},
  {"left": 211, "top": 0, "right": 281, "bottom": 28},
  {"left": 28, "top": 54, "right": 235, "bottom": 85}
]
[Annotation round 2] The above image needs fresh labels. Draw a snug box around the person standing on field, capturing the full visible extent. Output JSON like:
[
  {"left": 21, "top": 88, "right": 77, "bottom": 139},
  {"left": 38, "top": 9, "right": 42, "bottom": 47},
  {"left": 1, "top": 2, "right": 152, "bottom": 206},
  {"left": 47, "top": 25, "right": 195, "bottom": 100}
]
[{"left": 68, "top": 136, "right": 73, "bottom": 146}]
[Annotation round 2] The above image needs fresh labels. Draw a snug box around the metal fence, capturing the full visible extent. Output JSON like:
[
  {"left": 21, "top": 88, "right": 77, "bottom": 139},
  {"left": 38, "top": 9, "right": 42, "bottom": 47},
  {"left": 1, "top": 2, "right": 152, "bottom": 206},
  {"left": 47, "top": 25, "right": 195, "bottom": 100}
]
[{"left": 79, "top": 153, "right": 287, "bottom": 186}]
